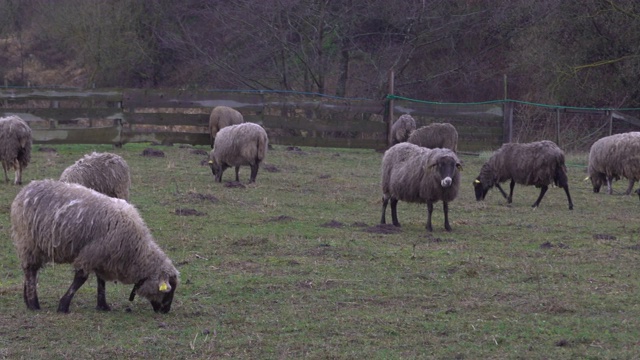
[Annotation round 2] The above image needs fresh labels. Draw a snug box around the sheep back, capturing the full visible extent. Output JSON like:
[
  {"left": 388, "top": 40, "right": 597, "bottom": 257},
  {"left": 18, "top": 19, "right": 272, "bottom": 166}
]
[
  {"left": 208, "top": 106, "right": 244, "bottom": 147},
  {"left": 407, "top": 122, "right": 458, "bottom": 152},
  {"left": 0, "top": 115, "right": 32, "bottom": 184},
  {"left": 390, "top": 114, "right": 417, "bottom": 145},
  {"left": 209, "top": 122, "right": 268, "bottom": 182},
  {"left": 382, "top": 143, "right": 461, "bottom": 204},
  {"left": 60, "top": 152, "right": 131, "bottom": 200},
  {"left": 11, "top": 179, "right": 179, "bottom": 312},
  {"left": 588, "top": 132, "right": 640, "bottom": 192}
]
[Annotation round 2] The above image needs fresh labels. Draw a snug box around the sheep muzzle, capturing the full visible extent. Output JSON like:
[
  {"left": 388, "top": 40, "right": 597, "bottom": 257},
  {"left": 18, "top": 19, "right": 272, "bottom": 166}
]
[{"left": 441, "top": 177, "right": 452, "bottom": 187}]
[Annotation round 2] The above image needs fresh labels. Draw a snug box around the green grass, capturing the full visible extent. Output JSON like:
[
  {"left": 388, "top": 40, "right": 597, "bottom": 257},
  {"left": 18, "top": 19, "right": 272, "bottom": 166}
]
[{"left": 1, "top": 142, "right": 640, "bottom": 359}]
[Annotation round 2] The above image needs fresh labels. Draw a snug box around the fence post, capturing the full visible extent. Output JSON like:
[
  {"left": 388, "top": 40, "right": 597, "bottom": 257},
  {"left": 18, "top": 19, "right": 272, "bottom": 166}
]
[
  {"left": 556, "top": 109, "right": 561, "bottom": 146},
  {"left": 608, "top": 110, "right": 613, "bottom": 135},
  {"left": 503, "top": 101, "right": 513, "bottom": 143},
  {"left": 387, "top": 70, "right": 394, "bottom": 147}
]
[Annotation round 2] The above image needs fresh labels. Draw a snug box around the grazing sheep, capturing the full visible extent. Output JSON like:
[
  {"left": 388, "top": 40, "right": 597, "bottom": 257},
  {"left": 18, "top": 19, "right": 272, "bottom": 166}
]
[
  {"left": 208, "top": 106, "right": 244, "bottom": 148},
  {"left": 0, "top": 115, "right": 32, "bottom": 185},
  {"left": 11, "top": 179, "right": 179, "bottom": 313},
  {"left": 407, "top": 122, "right": 458, "bottom": 153},
  {"left": 390, "top": 114, "right": 417, "bottom": 145},
  {"left": 60, "top": 152, "right": 131, "bottom": 200},
  {"left": 381, "top": 142, "right": 462, "bottom": 232},
  {"left": 208, "top": 122, "right": 268, "bottom": 183},
  {"left": 587, "top": 132, "right": 640, "bottom": 195},
  {"left": 473, "top": 140, "right": 573, "bottom": 209}
]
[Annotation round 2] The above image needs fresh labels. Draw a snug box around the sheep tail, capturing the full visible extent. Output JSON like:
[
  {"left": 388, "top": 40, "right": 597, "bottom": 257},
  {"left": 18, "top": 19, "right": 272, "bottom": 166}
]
[
  {"left": 257, "top": 134, "right": 267, "bottom": 161},
  {"left": 554, "top": 159, "right": 569, "bottom": 187}
]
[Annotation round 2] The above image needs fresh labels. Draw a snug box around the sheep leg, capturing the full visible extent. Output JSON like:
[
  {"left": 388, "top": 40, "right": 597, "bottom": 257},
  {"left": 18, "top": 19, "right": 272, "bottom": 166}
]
[
  {"left": 235, "top": 165, "right": 241, "bottom": 182},
  {"left": 606, "top": 177, "right": 613, "bottom": 195},
  {"left": 57, "top": 269, "right": 90, "bottom": 313},
  {"left": 495, "top": 183, "right": 508, "bottom": 199},
  {"left": 216, "top": 165, "right": 228, "bottom": 182},
  {"left": 531, "top": 185, "right": 549, "bottom": 208},
  {"left": 426, "top": 201, "right": 434, "bottom": 232},
  {"left": 96, "top": 276, "right": 111, "bottom": 311},
  {"left": 624, "top": 179, "right": 635, "bottom": 195},
  {"left": 249, "top": 163, "right": 260, "bottom": 183},
  {"left": 390, "top": 198, "right": 401, "bottom": 227},
  {"left": 23, "top": 265, "right": 41, "bottom": 310},
  {"left": 14, "top": 159, "right": 22, "bottom": 185},
  {"left": 1, "top": 161, "right": 8, "bottom": 183},
  {"left": 563, "top": 185, "right": 574, "bottom": 210},
  {"left": 443, "top": 201, "right": 452, "bottom": 231},
  {"left": 507, "top": 180, "right": 516, "bottom": 204},
  {"left": 380, "top": 196, "right": 389, "bottom": 224}
]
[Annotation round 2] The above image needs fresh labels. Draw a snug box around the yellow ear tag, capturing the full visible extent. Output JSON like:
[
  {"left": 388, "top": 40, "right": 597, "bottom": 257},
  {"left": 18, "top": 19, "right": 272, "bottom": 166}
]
[
  {"left": 208, "top": 160, "right": 214, "bottom": 164},
  {"left": 159, "top": 281, "right": 169, "bottom": 292},
  {"left": 583, "top": 176, "right": 589, "bottom": 181},
  {"left": 474, "top": 179, "right": 481, "bottom": 184}
]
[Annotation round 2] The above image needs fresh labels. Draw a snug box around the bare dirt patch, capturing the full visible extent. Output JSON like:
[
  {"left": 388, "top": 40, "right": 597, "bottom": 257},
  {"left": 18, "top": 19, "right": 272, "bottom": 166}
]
[
  {"left": 321, "top": 220, "right": 344, "bottom": 228},
  {"left": 187, "top": 192, "right": 219, "bottom": 203},
  {"left": 224, "top": 181, "right": 246, "bottom": 188},
  {"left": 142, "top": 148, "right": 165, "bottom": 157},
  {"left": 175, "top": 208, "right": 206, "bottom": 216},
  {"left": 263, "top": 164, "right": 280, "bottom": 173},
  {"left": 37, "top": 147, "right": 57, "bottom": 153},
  {"left": 364, "top": 224, "right": 401, "bottom": 234},
  {"left": 266, "top": 215, "right": 294, "bottom": 222},
  {"left": 190, "top": 149, "right": 208, "bottom": 156}
]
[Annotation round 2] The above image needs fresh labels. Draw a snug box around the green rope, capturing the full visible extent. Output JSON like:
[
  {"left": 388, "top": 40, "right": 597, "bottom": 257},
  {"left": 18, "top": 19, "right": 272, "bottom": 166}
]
[{"left": 385, "top": 94, "right": 640, "bottom": 112}]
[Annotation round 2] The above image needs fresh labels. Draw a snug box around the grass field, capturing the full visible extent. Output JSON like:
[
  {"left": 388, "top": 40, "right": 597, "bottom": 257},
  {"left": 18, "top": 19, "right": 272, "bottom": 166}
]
[{"left": 0, "top": 142, "right": 639, "bottom": 359}]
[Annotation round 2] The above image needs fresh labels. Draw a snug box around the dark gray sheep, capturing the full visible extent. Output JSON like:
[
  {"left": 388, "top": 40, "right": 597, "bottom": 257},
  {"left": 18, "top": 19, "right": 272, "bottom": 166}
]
[
  {"left": 208, "top": 106, "right": 244, "bottom": 148},
  {"left": 473, "top": 140, "right": 573, "bottom": 209},
  {"left": 60, "top": 152, "right": 131, "bottom": 200},
  {"left": 11, "top": 179, "right": 179, "bottom": 313},
  {"left": 0, "top": 115, "right": 32, "bottom": 185},
  {"left": 390, "top": 114, "right": 417, "bottom": 145},
  {"left": 381, "top": 142, "right": 462, "bottom": 232},
  {"left": 587, "top": 132, "right": 640, "bottom": 195},
  {"left": 407, "top": 122, "right": 458, "bottom": 153},
  {"left": 208, "top": 122, "right": 268, "bottom": 183}
]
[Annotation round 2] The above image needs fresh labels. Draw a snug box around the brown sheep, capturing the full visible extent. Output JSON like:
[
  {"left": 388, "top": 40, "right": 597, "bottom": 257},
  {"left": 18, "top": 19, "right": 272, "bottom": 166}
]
[
  {"left": 0, "top": 115, "right": 32, "bottom": 185},
  {"left": 11, "top": 179, "right": 179, "bottom": 313},
  {"left": 407, "top": 122, "right": 458, "bottom": 153},
  {"left": 208, "top": 106, "right": 244, "bottom": 148},
  {"left": 473, "top": 140, "right": 573, "bottom": 209},
  {"left": 381, "top": 142, "right": 462, "bottom": 232}
]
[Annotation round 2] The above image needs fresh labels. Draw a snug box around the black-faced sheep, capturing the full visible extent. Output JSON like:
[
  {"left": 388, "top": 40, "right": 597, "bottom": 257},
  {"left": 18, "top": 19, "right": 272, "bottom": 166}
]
[
  {"left": 381, "top": 142, "right": 462, "bottom": 232},
  {"left": 0, "top": 115, "right": 32, "bottom": 185},
  {"left": 11, "top": 179, "right": 179, "bottom": 313},
  {"left": 407, "top": 122, "right": 459, "bottom": 153},
  {"left": 390, "top": 114, "right": 417, "bottom": 145},
  {"left": 208, "top": 122, "right": 268, "bottom": 183},
  {"left": 587, "top": 132, "right": 640, "bottom": 195},
  {"left": 473, "top": 140, "right": 573, "bottom": 210},
  {"left": 209, "top": 106, "right": 244, "bottom": 148},
  {"left": 60, "top": 152, "right": 131, "bottom": 200}
]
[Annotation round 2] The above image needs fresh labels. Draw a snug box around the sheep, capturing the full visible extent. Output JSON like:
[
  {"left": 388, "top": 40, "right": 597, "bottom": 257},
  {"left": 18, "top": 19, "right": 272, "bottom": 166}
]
[
  {"left": 11, "top": 179, "right": 179, "bottom": 313},
  {"left": 473, "top": 140, "right": 573, "bottom": 210},
  {"left": 390, "top": 114, "right": 417, "bottom": 145},
  {"left": 0, "top": 115, "right": 32, "bottom": 185},
  {"left": 59, "top": 152, "right": 131, "bottom": 200},
  {"left": 380, "top": 142, "right": 462, "bottom": 232},
  {"left": 208, "top": 122, "right": 268, "bottom": 183},
  {"left": 208, "top": 106, "right": 244, "bottom": 148},
  {"left": 587, "top": 132, "right": 640, "bottom": 195},
  {"left": 407, "top": 122, "right": 458, "bottom": 153}
]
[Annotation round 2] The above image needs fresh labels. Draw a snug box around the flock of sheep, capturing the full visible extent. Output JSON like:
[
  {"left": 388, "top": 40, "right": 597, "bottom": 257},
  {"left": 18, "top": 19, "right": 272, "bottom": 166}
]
[{"left": 1, "top": 108, "right": 638, "bottom": 314}]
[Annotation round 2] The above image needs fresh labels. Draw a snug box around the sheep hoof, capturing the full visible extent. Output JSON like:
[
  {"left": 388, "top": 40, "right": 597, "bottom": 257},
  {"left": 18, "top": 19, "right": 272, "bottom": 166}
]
[{"left": 96, "top": 304, "right": 111, "bottom": 311}]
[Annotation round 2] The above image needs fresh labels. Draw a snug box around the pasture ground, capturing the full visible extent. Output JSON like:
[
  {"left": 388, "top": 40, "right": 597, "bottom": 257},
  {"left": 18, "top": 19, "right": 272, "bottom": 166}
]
[{"left": 0, "top": 143, "right": 639, "bottom": 359}]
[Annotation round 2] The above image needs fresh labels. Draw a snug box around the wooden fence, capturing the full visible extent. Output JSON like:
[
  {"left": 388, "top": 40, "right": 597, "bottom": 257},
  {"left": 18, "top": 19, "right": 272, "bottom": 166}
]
[
  {"left": 4, "top": 87, "right": 637, "bottom": 152},
  {"left": 0, "top": 88, "right": 508, "bottom": 151}
]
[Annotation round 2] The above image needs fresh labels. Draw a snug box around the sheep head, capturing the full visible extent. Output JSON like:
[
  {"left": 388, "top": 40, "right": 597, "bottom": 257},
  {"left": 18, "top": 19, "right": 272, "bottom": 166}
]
[
  {"left": 473, "top": 163, "right": 494, "bottom": 200},
  {"left": 129, "top": 274, "right": 178, "bottom": 314},
  {"left": 427, "top": 154, "right": 461, "bottom": 188}
]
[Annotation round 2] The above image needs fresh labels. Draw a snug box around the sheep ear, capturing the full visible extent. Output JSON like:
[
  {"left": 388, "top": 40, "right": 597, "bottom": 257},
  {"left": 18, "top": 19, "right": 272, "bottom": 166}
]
[{"left": 456, "top": 163, "right": 463, "bottom": 171}]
